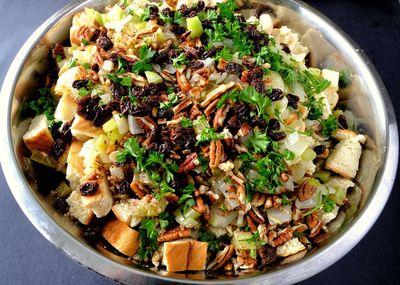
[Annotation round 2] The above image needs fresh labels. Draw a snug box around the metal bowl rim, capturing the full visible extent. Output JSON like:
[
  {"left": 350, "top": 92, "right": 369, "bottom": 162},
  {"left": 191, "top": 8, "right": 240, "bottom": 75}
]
[{"left": 0, "top": 0, "right": 398, "bottom": 284}]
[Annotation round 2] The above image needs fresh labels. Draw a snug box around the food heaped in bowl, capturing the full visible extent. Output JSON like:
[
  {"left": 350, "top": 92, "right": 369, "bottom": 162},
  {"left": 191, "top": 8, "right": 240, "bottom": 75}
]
[{"left": 5, "top": 0, "right": 396, "bottom": 282}]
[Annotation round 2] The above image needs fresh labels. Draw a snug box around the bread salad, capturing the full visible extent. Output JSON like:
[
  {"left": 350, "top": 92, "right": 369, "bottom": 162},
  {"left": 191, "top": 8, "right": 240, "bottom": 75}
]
[{"left": 21, "top": 0, "right": 366, "bottom": 274}]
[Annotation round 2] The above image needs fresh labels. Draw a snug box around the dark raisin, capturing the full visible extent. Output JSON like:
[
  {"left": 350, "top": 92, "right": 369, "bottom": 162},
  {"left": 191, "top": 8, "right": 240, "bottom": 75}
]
[
  {"left": 162, "top": 7, "right": 174, "bottom": 17},
  {"left": 131, "top": 103, "right": 152, "bottom": 117},
  {"left": 149, "top": 127, "right": 162, "bottom": 143},
  {"left": 185, "top": 49, "right": 198, "bottom": 61},
  {"left": 188, "top": 10, "right": 198, "bottom": 17},
  {"left": 250, "top": 116, "right": 267, "bottom": 129},
  {"left": 201, "top": 19, "right": 213, "bottom": 29},
  {"left": 145, "top": 83, "right": 166, "bottom": 96},
  {"left": 170, "top": 125, "right": 196, "bottom": 149},
  {"left": 109, "top": 82, "right": 127, "bottom": 100},
  {"left": 258, "top": 246, "right": 277, "bottom": 267},
  {"left": 234, "top": 103, "right": 250, "bottom": 121},
  {"left": 227, "top": 116, "right": 242, "bottom": 133},
  {"left": 149, "top": 5, "right": 159, "bottom": 15},
  {"left": 170, "top": 24, "right": 186, "bottom": 35},
  {"left": 153, "top": 50, "right": 169, "bottom": 65},
  {"left": 92, "top": 106, "right": 112, "bottom": 127},
  {"left": 147, "top": 142, "right": 159, "bottom": 151},
  {"left": 108, "top": 99, "right": 121, "bottom": 112},
  {"left": 83, "top": 226, "right": 101, "bottom": 242},
  {"left": 80, "top": 181, "right": 99, "bottom": 196},
  {"left": 53, "top": 197, "right": 69, "bottom": 214},
  {"left": 51, "top": 139, "right": 66, "bottom": 160},
  {"left": 196, "top": 0, "right": 205, "bottom": 11},
  {"left": 115, "top": 181, "right": 131, "bottom": 195},
  {"left": 267, "top": 118, "right": 280, "bottom": 134},
  {"left": 338, "top": 114, "right": 348, "bottom": 129},
  {"left": 245, "top": 25, "right": 263, "bottom": 41},
  {"left": 225, "top": 62, "right": 244, "bottom": 76},
  {"left": 236, "top": 15, "right": 246, "bottom": 23},
  {"left": 179, "top": 4, "right": 190, "bottom": 16},
  {"left": 91, "top": 63, "right": 100, "bottom": 72},
  {"left": 268, "top": 88, "right": 284, "bottom": 101},
  {"left": 281, "top": 43, "right": 291, "bottom": 53},
  {"left": 158, "top": 143, "right": 170, "bottom": 154},
  {"left": 158, "top": 108, "right": 174, "bottom": 120},
  {"left": 251, "top": 79, "right": 265, "bottom": 94},
  {"left": 119, "top": 97, "right": 133, "bottom": 115},
  {"left": 188, "top": 60, "right": 205, "bottom": 70},
  {"left": 313, "top": 144, "right": 327, "bottom": 155},
  {"left": 72, "top": 79, "right": 89, "bottom": 89},
  {"left": 200, "top": 47, "right": 220, "bottom": 59},
  {"left": 270, "top": 131, "right": 287, "bottom": 141},
  {"left": 287, "top": 93, "right": 300, "bottom": 109},
  {"left": 247, "top": 67, "right": 264, "bottom": 82},
  {"left": 77, "top": 96, "right": 98, "bottom": 121},
  {"left": 60, "top": 123, "right": 72, "bottom": 143},
  {"left": 132, "top": 86, "right": 146, "bottom": 97},
  {"left": 96, "top": 33, "right": 113, "bottom": 51}
]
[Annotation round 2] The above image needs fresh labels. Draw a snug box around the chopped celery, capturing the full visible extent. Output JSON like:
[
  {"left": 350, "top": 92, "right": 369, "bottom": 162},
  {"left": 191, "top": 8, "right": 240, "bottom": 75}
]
[
  {"left": 153, "top": 28, "right": 165, "bottom": 43},
  {"left": 331, "top": 187, "right": 346, "bottom": 205},
  {"left": 145, "top": 71, "right": 163, "bottom": 84},
  {"left": 183, "top": 208, "right": 202, "bottom": 220},
  {"left": 30, "top": 151, "right": 58, "bottom": 169},
  {"left": 106, "top": 5, "right": 125, "bottom": 23},
  {"left": 232, "top": 231, "right": 255, "bottom": 250},
  {"left": 301, "top": 148, "right": 317, "bottom": 161},
  {"left": 187, "top": 16, "right": 203, "bottom": 38},
  {"left": 314, "top": 170, "right": 331, "bottom": 182},
  {"left": 174, "top": 209, "right": 199, "bottom": 228},
  {"left": 85, "top": 8, "right": 105, "bottom": 25},
  {"left": 94, "top": 134, "right": 109, "bottom": 153},
  {"left": 55, "top": 182, "right": 72, "bottom": 198},
  {"left": 103, "top": 118, "right": 124, "bottom": 144}
]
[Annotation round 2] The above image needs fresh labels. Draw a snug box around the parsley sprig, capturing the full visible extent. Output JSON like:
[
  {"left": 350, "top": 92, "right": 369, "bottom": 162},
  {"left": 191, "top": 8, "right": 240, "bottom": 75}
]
[
  {"left": 178, "top": 184, "right": 196, "bottom": 213},
  {"left": 138, "top": 218, "right": 158, "bottom": 261},
  {"left": 132, "top": 45, "right": 156, "bottom": 74},
  {"left": 21, "top": 87, "right": 57, "bottom": 122}
]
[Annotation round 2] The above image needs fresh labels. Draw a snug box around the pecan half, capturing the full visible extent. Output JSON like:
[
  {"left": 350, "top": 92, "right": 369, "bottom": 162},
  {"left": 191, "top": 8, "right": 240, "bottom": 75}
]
[
  {"left": 157, "top": 227, "right": 191, "bottom": 242},
  {"left": 178, "top": 153, "right": 198, "bottom": 173},
  {"left": 130, "top": 181, "right": 148, "bottom": 198},
  {"left": 297, "top": 179, "right": 318, "bottom": 202},
  {"left": 176, "top": 70, "right": 191, "bottom": 92},
  {"left": 308, "top": 220, "right": 323, "bottom": 238},
  {"left": 209, "top": 139, "right": 224, "bottom": 170},
  {"left": 200, "top": 82, "right": 236, "bottom": 108},
  {"left": 213, "top": 105, "right": 230, "bottom": 129},
  {"left": 136, "top": 116, "right": 157, "bottom": 133},
  {"left": 251, "top": 192, "right": 267, "bottom": 207},
  {"left": 173, "top": 97, "right": 192, "bottom": 114},
  {"left": 269, "top": 227, "right": 293, "bottom": 247},
  {"left": 193, "top": 196, "right": 206, "bottom": 214}
]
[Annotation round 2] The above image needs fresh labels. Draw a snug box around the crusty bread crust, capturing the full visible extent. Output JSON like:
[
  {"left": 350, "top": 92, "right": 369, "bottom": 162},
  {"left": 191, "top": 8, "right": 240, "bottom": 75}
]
[
  {"left": 187, "top": 241, "right": 208, "bottom": 271},
  {"left": 102, "top": 219, "right": 140, "bottom": 257},
  {"left": 66, "top": 140, "right": 85, "bottom": 192},
  {"left": 54, "top": 93, "right": 77, "bottom": 123},
  {"left": 80, "top": 170, "right": 113, "bottom": 218},
  {"left": 66, "top": 191, "right": 93, "bottom": 225},
  {"left": 70, "top": 115, "right": 104, "bottom": 142},
  {"left": 23, "top": 115, "right": 54, "bottom": 154}
]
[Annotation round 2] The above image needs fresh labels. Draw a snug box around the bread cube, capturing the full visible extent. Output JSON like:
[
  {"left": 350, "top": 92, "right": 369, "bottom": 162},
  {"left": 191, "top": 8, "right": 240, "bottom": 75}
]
[
  {"left": 102, "top": 219, "right": 140, "bottom": 257},
  {"left": 23, "top": 115, "right": 54, "bottom": 154}
]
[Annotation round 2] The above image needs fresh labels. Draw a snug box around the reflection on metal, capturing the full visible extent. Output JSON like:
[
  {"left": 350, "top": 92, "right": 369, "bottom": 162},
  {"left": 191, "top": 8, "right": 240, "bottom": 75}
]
[{"left": 0, "top": 0, "right": 398, "bottom": 284}]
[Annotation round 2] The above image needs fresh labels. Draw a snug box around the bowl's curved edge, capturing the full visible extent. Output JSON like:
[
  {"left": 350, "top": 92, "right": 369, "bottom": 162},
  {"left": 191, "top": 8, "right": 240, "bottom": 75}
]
[{"left": 0, "top": 0, "right": 398, "bottom": 285}]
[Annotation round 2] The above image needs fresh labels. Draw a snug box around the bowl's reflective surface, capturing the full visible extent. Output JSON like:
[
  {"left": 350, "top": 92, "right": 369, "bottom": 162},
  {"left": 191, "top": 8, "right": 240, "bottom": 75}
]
[{"left": 0, "top": 0, "right": 398, "bottom": 284}]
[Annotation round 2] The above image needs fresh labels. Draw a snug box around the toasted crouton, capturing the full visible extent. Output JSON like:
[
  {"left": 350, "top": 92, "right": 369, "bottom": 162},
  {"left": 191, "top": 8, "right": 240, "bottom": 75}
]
[
  {"left": 163, "top": 240, "right": 191, "bottom": 272},
  {"left": 54, "top": 94, "right": 77, "bottom": 123},
  {"left": 66, "top": 140, "right": 84, "bottom": 192},
  {"left": 325, "top": 135, "right": 366, "bottom": 179},
  {"left": 276, "top": 237, "right": 306, "bottom": 257},
  {"left": 162, "top": 239, "right": 208, "bottom": 272},
  {"left": 70, "top": 115, "right": 104, "bottom": 141},
  {"left": 66, "top": 191, "right": 94, "bottom": 225},
  {"left": 54, "top": 66, "right": 81, "bottom": 98},
  {"left": 102, "top": 219, "right": 140, "bottom": 257},
  {"left": 23, "top": 115, "right": 54, "bottom": 154},
  {"left": 80, "top": 170, "right": 113, "bottom": 218},
  {"left": 187, "top": 240, "right": 208, "bottom": 271}
]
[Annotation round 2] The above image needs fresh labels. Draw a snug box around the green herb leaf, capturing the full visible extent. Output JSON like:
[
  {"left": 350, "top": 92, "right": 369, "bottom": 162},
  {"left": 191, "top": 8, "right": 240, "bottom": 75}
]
[
  {"left": 298, "top": 70, "right": 330, "bottom": 95},
  {"left": 238, "top": 86, "right": 271, "bottom": 119},
  {"left": 138, "top": 219, "right": 158, "bottom": 261},
  {"left": 246, "top": 129, "right": 270, "bottom": 153},
  {"left": 160, "top": 93, "right": 179, "bottom": 109},
  {"left": 21, "top": 88, "right": 57, "bottom": 122},
  {"left": 140, "top": 6, "right": 151, "bottom": 22},
  {"left": 78, "top": 88, "right": 91, "bottom": 97},
  {"left": 339, "top": 69, "right": 351, "bottom": 88},
  {"left": 181, "top": 117, "right": 193, "bottom": 128},
  {"left": 214, "top": 46, "right": 234, "bottom": 61},
  {"left": 120, "top": 76, "right": 132, "bottom": 87},
  {"left": 217, "top": 0, "right": 236, "bottom": 21},
  {"left": 320, "top": 114, "right": 338, "bottom": 137},
  {"left": 196, "top": 127, "right": 224, "bottom": 146},
  {"left": 132, "top": 45, "right": 156, "bottom": 74},
  {"left": 198, "top": 231, "right": 229, "bottom": 253},
  {"left": 81, "top": 38, "right": 89, "bottom": 46},
  {"left": 172, "top": 53, "right": 188, "bottom": 68},
  {"left": 68, "top": 58, "right": 77, "bottom": 69},
  {"left": 178, "top": 184, "right": 195, "bottom": 213}
]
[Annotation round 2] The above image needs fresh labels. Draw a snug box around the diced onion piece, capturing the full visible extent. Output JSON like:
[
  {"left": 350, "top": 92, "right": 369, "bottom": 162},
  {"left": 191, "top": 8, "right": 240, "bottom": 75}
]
[
  {"left": 109, "top": 165, "right": 125, "bottom": 180},
  {"left": 266, "top": 205, "right": 292, "bottom": 225},
  {"left": 209, "top": 205, "right": 238, "bottom": 228},
  {"left": 113, "top": 114, "right": 129, "bottom": 135},
  {"left": 128, "top": 115, "right": 144, "bottom": 135}
]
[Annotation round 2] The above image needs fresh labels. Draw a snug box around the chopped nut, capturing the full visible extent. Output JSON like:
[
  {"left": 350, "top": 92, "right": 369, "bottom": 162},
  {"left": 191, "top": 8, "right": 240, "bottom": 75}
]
[
  {"left": 201, "top": 82, "right": 236, "bottom": 108},
  {"left": 173, "top": 97, "right": 192, "bottom": 114},
  {"left": 209, "top": 139, "right": 224, "bottom": 170},
  {"left": 157, "top": 227, "right": 191, "bottom": 242},
  {"left": 297, "top": 180, "right": 318, "bottom": 202},
  {"left": 176, "top": 70, "right": 191, "bottom": 92},
  {"left": 269, "top": 227, "right": 293, "bottom": 247}
]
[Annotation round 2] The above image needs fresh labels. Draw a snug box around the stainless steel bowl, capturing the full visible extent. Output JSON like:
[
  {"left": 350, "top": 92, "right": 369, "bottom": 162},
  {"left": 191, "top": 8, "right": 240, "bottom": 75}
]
[{"left": 0, "top": 0, "right": 398, "bottom": 284}]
